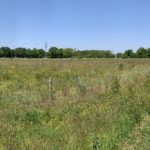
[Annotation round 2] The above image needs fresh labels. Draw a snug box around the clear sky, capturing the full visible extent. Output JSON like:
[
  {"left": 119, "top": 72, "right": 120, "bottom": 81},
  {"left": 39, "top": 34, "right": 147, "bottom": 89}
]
[{"left": 0, "top": 0, "right": 150, "bottom": 52}]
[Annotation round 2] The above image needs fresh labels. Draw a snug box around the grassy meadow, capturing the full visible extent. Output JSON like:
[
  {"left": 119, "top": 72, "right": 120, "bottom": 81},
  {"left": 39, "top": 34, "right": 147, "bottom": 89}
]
[{"left": 0, "top": 58, "right": 150, "bottom": 149}]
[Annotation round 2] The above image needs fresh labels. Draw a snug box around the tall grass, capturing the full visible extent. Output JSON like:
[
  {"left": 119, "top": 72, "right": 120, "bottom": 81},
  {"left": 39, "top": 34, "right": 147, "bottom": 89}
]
[{"left": 0, "top": 58, "right": 150, "bottom": 149}]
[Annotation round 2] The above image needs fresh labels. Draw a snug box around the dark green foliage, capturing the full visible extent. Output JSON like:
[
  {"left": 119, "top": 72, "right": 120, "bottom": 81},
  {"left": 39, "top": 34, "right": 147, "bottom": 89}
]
[
  {"left": 25, "top": 110, "right": 49, "bottom": 125},
  {"left": 1, "top": 46, "right": 150, "bottom": 58},
  {"left": 147, "top": 48, "right": 150, "bottom": 58},
  {"left": 117, "top": 47, "right": 150, "bottom": 58},
  {"left": 137, "top": 47, "right": 147, "bottom": 58},
  {"left": 0, "top": 46, "right": 115, "bottom": 58},
  {"left": 63, "top": 48, "right": 75, "bottom": 58},
  {"left": 116, "top": 52, "right": 123, "bottom": 58},
  {"left": 92, "top": 136, "right": 101, "bottom": 150},
  {"left": 123, "top": 49, "right": 136, "bottom": 58},
  {"left": 0, "top": 47, "right": 12, "bottom": 57},
  {"left": 48, "top": 47, "right": 63, "bottom": 58},
  {"left": 75, "top": 50, "right": 115, "bottom": 58},
  {"left": 0, "top": 47, "right": 45, "bottom": 58}
]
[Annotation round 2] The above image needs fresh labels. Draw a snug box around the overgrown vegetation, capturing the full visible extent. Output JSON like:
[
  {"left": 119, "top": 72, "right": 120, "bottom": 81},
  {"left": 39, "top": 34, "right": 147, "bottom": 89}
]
[
  {"left": 0, "top": 47, "right": 115, "bottom": 58},
  {"left": 1, "top": 46, "right": 150, "bottom": 58},
  {"left": 0, "top": 59, "right": 150, "bottom": 149}
]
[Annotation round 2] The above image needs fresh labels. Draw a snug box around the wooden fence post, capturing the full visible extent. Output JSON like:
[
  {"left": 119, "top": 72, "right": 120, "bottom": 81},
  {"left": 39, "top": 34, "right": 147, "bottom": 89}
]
[{"left": 48, "top": 77, "right": 52, "bottom": 101}]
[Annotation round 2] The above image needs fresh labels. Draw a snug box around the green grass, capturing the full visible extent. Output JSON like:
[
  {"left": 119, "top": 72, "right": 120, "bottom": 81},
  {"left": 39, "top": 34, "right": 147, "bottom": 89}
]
[
  {"left": 122, "top": 115, "right": 150, "bottom": 150},
  {"left": 0, "top": 58, "right": 150, "bottom": 149}
]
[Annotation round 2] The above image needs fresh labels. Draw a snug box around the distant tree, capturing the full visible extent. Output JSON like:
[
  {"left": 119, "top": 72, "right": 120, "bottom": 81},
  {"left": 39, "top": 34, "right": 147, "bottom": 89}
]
[
  {"left": 33, "top": 48, "right": 45, "bottom": 58},
  {"left": 0, "top": 47, "right": 11, "bottom": 57},
  {"left": 74, "top": 50, "right": 81, "bottom": 58},
  {"left": 116, "top": 52, "right": 123, "bottom": 58},
  {"left": 63, "top": 48, "right": 75, "bottom": 58},
  {"left": 104, "top": 50, "right": 115, "bottom": 58},
  {"left": 1, "top": 45, "right": 150, "bottom": 59},
  {"left": 15, "top": 47, "right": 27, "bottom": 57},
  {"left": 25, "top": 49, "right": 32, "bottom": 58},
  {"left": 48, "top": 47, "right": 63, "bottom": 58},
  {"left": 75, "top": 50, "right": 115, "bottom": 58},
  {"left": 123, "top": 49, "right": 135, "bottom": 58},
  {"left": 136, "top": 47, "right": 147, "bottom": 58},
  {"left": 147, "top": 48, "right": 150, "bottom": 58},
  {"left": 0, "top": 48, "right": 4, "bottom": 57},
  {"left": 37, "top": 49, "right": 45, "bottom": 58}
]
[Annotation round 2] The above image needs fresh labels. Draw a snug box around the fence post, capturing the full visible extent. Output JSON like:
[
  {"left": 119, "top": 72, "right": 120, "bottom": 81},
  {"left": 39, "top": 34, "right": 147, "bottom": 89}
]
[{"left": 48, "top": 77, "right": 52, "bottom": 102}]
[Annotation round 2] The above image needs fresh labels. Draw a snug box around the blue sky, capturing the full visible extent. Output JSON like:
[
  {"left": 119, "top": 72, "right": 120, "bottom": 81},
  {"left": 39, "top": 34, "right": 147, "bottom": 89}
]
[{"left": 0, "top": 0, "right": 150, "bottom": 52}]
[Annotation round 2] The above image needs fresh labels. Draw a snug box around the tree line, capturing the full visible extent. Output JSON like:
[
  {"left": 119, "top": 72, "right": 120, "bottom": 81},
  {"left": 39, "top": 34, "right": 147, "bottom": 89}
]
[
  {"left": 116, "top": 47, "right": 150, "bottom": 58},
  {"left": 0, "top": 46, "right": 150, "bottom": 58}
]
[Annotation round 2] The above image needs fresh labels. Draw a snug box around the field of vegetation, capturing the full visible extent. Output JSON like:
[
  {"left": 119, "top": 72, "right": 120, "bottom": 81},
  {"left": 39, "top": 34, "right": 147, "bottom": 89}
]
[{"left": 0, "top": 58, "right": 150, "bottom": 149}]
